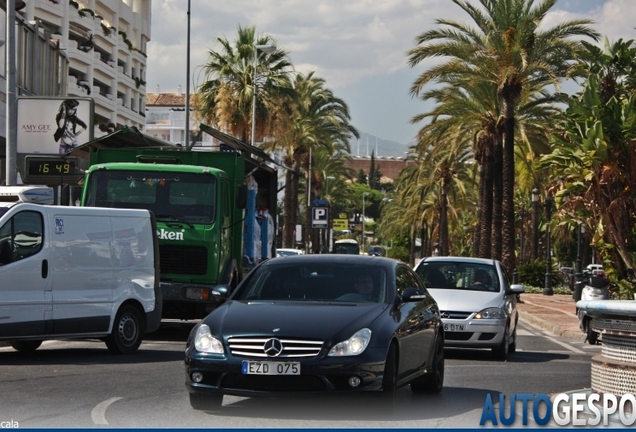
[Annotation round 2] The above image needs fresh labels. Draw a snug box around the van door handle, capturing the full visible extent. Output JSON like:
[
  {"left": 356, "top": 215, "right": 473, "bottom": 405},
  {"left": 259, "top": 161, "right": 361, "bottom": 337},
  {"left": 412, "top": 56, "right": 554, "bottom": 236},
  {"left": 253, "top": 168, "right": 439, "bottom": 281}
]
[{"left": 41, "top": 259, "right": 48, "bottom": 278}]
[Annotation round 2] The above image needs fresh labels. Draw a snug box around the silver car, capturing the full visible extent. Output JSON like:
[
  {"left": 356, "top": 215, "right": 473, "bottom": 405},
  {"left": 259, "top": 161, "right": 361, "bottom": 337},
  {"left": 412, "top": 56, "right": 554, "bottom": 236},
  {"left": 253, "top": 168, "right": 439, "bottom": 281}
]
[{"left": 414, "top": 256, "right": 524, "bottom": 360}]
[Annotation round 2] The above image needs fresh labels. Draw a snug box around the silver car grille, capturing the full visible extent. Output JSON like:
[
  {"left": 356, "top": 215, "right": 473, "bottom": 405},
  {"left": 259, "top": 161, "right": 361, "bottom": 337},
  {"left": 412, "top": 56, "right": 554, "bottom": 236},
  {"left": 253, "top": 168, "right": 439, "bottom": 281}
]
[
  {"left": 440, "top": 311, "right": 472, "bottom": 319},
  {"left": 227, "top": 336, "right": 323, "bottom": 358}
]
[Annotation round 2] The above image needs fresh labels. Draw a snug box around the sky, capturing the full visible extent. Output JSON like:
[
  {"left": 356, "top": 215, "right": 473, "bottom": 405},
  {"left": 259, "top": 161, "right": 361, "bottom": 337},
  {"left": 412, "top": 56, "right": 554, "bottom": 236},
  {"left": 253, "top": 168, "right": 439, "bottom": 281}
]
[{"left": 146, "top": 0, "right": 635, "bottom": 147}]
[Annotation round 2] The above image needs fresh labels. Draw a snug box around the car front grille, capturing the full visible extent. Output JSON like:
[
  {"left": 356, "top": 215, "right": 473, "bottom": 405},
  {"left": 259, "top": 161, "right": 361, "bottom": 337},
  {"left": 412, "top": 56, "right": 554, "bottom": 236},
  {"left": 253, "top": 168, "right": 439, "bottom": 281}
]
[
  {"left": 440, "top": 311, "right": 472, "bottom": 319},
  {"left": 445, "top": 331, "right": 474, "bottom": 341},
  {"left": 221, "top": 374, "right": 326, "bottom": 392},
  {"left": 159, "top": 245, "right": 207, "bottom": 275},
  {"left": 227, "top": 336, "right": 323, "bottom": 358}
]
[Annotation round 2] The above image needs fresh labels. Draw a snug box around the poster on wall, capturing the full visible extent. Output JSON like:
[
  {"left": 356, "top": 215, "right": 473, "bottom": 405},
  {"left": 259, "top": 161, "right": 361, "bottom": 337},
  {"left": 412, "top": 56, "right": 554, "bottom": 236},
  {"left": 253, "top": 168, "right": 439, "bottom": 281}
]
[{"left": 17, "top": 97, "right": 94, "bottom": 155}]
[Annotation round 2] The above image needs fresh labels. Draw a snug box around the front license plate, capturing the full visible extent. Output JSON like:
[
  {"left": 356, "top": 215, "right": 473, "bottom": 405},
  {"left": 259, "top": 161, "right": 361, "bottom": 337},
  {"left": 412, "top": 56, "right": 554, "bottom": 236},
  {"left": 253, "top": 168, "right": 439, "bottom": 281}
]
[
  {"left": 242, "top": 360, "right": 301, "bottom": 375},
  {"left": 444, "top": 323, "right": 465, "bottom": 332}
]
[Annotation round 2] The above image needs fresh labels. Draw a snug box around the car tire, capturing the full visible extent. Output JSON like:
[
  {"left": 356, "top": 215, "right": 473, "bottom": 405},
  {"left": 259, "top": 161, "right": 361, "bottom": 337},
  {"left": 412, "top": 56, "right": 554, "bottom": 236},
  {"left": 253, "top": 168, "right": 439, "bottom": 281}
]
[
  {"left": 189, "top": 393, "right": 223, "bottom": 411},
  {"left": 105, "top": 304, "right": 145, "bottom": 354},
  {"left": 411, "top": 334, "right": 444, "bottom": 394},
  {"left": 10, "top": 340, "right": 43, "bottom": 352},
  {"left": 508, "top": 327, "right": 517, "bottom": 354},
  {"left": 587, "top": 327, "right": 598, "bottom": 345},
  {"left": 492, "top": 325, "right": 509, "bottom": 361},
  {"left": 382, "top": 343, "right": 398, "bottom": 398}
]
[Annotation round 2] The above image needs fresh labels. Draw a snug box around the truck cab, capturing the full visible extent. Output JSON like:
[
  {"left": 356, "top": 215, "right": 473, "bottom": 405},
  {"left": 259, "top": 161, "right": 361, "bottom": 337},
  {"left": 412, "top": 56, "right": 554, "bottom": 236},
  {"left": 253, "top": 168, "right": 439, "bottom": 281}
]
[{"left": 80, "top": 148, "right": 278, "bottom": 320}]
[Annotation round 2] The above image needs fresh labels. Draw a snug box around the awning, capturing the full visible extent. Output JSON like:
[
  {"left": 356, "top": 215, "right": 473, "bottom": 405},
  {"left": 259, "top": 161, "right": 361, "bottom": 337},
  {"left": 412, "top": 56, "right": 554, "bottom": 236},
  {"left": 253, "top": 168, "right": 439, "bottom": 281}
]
[
  {"left": 198, "top": 124, "right": 295, "bottom": 173},
  {"left": 67, "top": 125, "right": 178, "bottom": 161}
]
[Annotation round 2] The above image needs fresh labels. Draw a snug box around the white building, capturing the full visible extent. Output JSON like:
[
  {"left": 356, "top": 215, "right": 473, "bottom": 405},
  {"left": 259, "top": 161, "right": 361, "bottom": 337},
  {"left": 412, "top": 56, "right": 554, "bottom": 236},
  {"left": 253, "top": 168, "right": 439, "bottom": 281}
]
[
  {"left": 24, "top": 0, "right": 150, "bottom": 137},
  {"left": 145, "top": 89, "right": 213, "bottom": 147}
]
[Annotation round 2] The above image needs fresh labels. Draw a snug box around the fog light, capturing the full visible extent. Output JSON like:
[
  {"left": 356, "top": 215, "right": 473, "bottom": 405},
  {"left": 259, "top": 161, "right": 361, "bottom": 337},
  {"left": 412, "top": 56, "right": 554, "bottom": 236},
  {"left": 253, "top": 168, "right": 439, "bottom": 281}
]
[
  {"left": 191, "top": 372, "right": 203, "bottom": 383},
  {"left": 348, "top": 376, "right": 361, "bottom": 388}
]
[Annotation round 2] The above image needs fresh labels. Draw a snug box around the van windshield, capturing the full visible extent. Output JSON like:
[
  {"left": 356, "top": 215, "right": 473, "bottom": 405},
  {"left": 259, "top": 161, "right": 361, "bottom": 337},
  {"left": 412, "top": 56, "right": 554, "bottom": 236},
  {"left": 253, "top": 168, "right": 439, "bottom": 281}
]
[
  {"left": 84, "top": 170, "right": 216, "bottom": 224},
  {"left": 334, "top": 242, "right": 360, "bottom": 255}
]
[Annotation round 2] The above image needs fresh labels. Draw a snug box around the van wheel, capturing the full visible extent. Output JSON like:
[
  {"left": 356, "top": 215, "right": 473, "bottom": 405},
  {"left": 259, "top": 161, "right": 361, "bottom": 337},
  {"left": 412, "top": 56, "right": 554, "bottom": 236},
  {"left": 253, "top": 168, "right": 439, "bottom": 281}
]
[
  {"left": 10, "top": 340, "right": 43, "bottom": 352},
  {"left": 106, "top": 305, "right": 144, "bottom": 354}
]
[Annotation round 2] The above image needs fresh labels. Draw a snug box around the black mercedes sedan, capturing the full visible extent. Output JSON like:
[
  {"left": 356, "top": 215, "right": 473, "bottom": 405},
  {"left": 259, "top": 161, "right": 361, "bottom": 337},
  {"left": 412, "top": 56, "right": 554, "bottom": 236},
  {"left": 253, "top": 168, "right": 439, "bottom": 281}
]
[{"left": 185, "top": 254, "right": 444, "bottom": 411}]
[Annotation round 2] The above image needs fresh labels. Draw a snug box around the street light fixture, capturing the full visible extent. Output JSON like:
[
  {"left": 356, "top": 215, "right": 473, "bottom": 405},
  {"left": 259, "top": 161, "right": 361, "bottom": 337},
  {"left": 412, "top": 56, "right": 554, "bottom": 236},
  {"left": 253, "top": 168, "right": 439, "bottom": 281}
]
[
  {"left": 362, "top": 192, "right": 370, "bottom": 249},
  {"left": 251, "top": 44, "right": 276, "bottom": 146},
  {"left": 543, "top": 197, "right": 554, "bottom": 296}
]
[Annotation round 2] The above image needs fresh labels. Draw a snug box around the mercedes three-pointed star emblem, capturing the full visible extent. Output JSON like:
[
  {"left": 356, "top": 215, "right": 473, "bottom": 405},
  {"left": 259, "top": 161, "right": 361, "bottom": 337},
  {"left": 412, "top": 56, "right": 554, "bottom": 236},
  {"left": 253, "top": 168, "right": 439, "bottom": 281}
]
[{"left": 263, "top": 338, "right": 283, "bottom": 357}]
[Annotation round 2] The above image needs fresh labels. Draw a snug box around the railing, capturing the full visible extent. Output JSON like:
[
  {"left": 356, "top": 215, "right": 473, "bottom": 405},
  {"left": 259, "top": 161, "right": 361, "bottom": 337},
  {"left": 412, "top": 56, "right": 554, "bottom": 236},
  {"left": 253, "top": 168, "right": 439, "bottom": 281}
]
[{"left": 577, "top": 300, "right": 636, "bottom": 396}]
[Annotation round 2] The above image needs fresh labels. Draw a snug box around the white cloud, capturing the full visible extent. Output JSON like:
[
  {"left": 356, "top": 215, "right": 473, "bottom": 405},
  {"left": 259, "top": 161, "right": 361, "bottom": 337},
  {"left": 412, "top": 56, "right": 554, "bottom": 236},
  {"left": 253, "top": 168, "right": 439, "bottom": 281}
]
[{"left": 146, "top": 0, "right": 630, "bottom": 145}]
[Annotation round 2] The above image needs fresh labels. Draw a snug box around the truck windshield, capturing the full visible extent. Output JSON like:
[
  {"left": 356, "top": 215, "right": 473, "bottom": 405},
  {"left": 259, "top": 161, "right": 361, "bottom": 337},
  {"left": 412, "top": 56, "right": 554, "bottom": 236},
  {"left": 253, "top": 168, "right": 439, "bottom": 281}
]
[{"left": 84, "top": 170, "right": 216, "bottom": 224}]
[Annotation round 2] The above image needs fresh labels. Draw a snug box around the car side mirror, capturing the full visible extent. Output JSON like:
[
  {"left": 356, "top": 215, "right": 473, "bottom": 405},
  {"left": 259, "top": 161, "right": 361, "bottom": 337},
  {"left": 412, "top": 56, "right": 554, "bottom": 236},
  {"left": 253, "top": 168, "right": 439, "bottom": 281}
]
[
  {"left": 401, "top": 287, "right": 427, "bottom": 302},
  {"left": 212, "top": 284, "right": 231, "bottom": 298},
  {"left": 510, "top": 284, "right": 525, "bottom": 294}
]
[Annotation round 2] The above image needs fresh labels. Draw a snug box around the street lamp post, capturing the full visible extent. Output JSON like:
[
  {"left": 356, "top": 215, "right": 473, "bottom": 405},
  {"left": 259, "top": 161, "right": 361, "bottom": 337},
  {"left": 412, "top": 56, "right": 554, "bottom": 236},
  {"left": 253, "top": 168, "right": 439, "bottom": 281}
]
[
  {"left": 324, "top": 176, "right": 335, "bottom": 253},
  {"left": 531, "top": 188, "right": 540, "bottom": 260},
  {"left": 362, "top": 192, "right": 370, "bottom": 249},
  {"left": 543, "top": 198, "right": 554, "bottom": 296},
  {"left": 576, "top": 223, "right": 585, "bottom": 281},
  {"left": 251, "top": 44, "right": 276, "bottom": 146}
]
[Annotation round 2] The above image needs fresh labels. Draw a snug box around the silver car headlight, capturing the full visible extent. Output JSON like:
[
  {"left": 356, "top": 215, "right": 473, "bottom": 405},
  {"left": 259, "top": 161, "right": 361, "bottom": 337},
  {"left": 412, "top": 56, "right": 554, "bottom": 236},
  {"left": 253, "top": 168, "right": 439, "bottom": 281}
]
[
  {"left": 194, "top": 324, "right": 224, "bottom": 354},
  {"left": 328, "top": 328, "right": 372, "bottom": 356},
  {"left": 474, "top": 307, "right": 505, "bottom": 320}
]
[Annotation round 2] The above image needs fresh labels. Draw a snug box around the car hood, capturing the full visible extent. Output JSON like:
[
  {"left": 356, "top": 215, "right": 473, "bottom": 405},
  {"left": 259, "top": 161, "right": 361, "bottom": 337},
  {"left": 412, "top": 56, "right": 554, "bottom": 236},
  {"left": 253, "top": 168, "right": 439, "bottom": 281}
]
[
  {"left": 427, "top": 288, "right": 503, "bottom": 312},
  {"left": 203, "top": 300, "right": 389, "bottom": 343}
]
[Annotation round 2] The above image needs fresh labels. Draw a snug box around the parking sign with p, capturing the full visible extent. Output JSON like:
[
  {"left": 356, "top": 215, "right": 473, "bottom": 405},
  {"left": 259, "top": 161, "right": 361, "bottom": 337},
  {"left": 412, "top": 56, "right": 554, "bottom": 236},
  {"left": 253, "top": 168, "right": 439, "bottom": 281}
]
[{"left": 311, "top": 206, "right": 329, "bottom": 229}]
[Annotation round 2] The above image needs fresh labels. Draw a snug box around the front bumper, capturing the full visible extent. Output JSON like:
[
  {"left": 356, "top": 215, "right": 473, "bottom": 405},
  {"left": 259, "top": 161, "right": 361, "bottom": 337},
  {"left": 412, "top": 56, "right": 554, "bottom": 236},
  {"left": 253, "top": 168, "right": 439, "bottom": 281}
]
[
  {"left": 442, "top": 318, "right": 506, "bottom": 349},
  {"left": 185, "top": 348, "right": 387, "bottom": 397},
  {"left": 161, "top": 282, "right": 226, "bottom": 319}
]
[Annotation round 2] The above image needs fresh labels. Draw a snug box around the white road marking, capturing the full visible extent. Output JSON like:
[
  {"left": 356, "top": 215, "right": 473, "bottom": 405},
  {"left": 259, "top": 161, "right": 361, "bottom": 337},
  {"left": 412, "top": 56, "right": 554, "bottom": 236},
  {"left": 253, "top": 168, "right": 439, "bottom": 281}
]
[{"left": 91, "top": 397, "right": 123, "bottom": 425}]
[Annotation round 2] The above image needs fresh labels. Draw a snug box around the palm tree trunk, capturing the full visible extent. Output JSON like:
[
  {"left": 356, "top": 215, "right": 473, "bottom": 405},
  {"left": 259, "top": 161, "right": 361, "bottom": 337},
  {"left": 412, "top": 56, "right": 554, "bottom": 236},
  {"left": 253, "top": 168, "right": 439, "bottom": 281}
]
[
  {"left": 440, "top": 185, "right": 449, "bottom": 256},
  {"left": 492, "top": 134, "right": 503, "bottom": 261},
  {"left": 501, "top": 96, "right": 517, "bottom": 274},
  {"left": 282, "top": 169, "right": 295, "bottom": 248}
]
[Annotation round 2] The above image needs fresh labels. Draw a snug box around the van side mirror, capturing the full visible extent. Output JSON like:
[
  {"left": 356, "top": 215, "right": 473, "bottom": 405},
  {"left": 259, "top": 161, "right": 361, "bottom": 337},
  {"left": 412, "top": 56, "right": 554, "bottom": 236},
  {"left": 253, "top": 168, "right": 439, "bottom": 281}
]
[{"left": 236, "top": 185, "right": 247, "bottom": 209}]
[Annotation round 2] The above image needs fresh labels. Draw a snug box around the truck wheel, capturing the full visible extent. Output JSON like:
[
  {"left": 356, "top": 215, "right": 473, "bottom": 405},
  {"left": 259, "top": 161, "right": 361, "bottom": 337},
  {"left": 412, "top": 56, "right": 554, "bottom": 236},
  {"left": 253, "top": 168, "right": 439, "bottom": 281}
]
[
  {"left": 106, "top": 305, "right": 144, "bottom": 354},
  {"left": 587, "top": 327, "right": 598, "bottom": 345},
  {"left": 10, "top": 340, "right": 43, "bottom": 352}
]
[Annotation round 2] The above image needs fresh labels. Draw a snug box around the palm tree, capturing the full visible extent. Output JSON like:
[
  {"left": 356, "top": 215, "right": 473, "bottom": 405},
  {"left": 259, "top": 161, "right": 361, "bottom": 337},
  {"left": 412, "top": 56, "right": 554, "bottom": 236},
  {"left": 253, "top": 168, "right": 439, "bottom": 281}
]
[
  {"left": 261, "top": 72, "right": 358, "bottom": 248},
  {"left": 196, "top": 26, "right": 293, "bottom": 142},
  {"left": 407, "top": 0, "right": 598, "bottom": 273},
  {"left": 541, "top": 38, "right": 636, "bottom": 280}
]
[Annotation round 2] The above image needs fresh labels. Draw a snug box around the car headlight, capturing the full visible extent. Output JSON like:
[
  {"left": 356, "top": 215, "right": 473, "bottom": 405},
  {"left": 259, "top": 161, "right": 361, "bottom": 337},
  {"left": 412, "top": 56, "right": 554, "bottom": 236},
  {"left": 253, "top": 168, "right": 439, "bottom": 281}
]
[
  {"left": 194, "top": 324, "right": 224, "bottom": 354},
  {"left": 474, "top": 307, "right": 505, "bottom": 320},
  {"left": 328, "top": 328, "right": 372, "bottom": 356}
]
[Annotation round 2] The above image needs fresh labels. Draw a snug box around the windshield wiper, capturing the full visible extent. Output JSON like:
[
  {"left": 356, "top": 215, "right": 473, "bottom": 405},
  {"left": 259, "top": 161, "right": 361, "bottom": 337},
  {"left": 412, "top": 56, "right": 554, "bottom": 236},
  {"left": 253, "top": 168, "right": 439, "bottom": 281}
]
[{"left": 155, "top": 214, "right": 194, "bottom": 228}]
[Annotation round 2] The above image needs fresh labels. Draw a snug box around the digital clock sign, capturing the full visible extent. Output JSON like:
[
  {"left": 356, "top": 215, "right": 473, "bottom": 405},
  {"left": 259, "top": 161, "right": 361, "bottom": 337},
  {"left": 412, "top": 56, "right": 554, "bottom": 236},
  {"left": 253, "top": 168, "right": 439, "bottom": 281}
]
[
  {"left": 27, "top": 159, "right": 75, "bottom": 176},
  {"left": 22, "top": 156, "right": 82, "bottom": 185}
]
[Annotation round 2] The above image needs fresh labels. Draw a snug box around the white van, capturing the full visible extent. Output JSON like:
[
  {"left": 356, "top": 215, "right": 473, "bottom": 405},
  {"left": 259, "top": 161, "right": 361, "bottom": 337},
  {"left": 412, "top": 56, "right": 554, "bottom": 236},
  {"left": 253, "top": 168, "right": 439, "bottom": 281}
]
[
  {"left": 0, "top": 203, "right": 161, "bottom": 353},
  {"left": 0, "top": 186, "right": 54, "bottom": 217}
]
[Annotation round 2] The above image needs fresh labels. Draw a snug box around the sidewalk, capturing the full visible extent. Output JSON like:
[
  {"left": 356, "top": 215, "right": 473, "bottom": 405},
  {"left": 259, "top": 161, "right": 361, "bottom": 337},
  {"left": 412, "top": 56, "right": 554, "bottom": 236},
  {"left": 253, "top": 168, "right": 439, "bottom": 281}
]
[{"left": 517, "top": 292, "right": 584, "bottom": 340}]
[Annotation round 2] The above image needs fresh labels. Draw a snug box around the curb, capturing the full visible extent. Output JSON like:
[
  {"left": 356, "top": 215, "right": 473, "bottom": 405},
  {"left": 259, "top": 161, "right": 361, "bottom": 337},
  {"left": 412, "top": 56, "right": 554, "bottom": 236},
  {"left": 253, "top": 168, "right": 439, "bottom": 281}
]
[{"left": 519, "top": 311, "right": 584, "bottom": 341}]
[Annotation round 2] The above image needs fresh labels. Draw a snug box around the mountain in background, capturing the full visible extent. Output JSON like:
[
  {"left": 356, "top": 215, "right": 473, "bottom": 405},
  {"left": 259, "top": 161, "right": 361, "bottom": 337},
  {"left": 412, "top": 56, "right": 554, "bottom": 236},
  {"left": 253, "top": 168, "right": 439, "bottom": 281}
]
[{"left": 348, "top": 132, "right": 411, "bottom": 158}]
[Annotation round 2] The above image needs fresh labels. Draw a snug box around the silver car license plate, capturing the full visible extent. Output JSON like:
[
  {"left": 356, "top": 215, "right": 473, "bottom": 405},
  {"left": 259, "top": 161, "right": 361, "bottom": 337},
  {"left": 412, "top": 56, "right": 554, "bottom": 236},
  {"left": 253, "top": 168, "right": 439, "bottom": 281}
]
[
  {"left": 242, "top": 360, "right": 301, "bottom": 375},
  {"left": 444, "top": 323, "right": 465, "bottom": 331}
]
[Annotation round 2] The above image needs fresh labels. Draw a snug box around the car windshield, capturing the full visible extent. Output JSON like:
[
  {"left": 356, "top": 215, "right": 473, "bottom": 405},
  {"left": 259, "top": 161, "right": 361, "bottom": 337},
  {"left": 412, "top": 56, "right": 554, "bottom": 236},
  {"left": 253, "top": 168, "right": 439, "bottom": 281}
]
[
  {"left": 416, "top": 262, "right": 500, "bottom": 292},
  {"left": 235, "top": 262, "right": 387, "bottom": 303},
  {"left": 84, "top": 170, "right": 216, "bottom": 224}
]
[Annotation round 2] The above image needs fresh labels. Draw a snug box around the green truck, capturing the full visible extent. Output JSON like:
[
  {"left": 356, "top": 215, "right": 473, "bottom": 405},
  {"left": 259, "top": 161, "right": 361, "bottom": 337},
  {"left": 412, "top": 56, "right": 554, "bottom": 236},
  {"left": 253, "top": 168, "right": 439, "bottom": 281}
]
[{"left": 79, "top": 143, "right": 278, "bottom": 320}]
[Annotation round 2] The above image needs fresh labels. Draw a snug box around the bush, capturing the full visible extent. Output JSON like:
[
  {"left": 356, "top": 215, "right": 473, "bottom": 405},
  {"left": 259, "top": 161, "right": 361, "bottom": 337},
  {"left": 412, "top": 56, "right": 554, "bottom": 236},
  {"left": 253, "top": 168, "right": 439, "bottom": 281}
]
[{"left": 516, "top": 259, "right": 561, "bottom": 288}]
